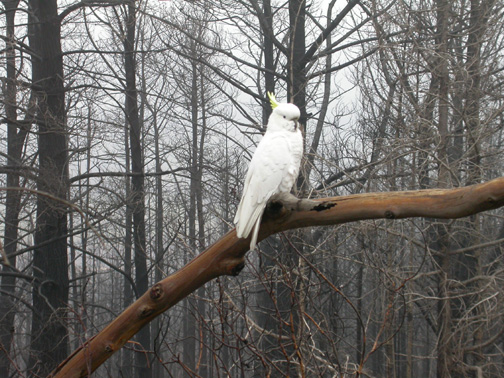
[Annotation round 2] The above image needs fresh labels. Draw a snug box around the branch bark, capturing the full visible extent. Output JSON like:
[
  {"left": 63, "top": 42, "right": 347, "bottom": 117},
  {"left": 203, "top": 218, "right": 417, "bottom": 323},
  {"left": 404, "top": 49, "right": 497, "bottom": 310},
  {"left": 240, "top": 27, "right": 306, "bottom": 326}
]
[{"left": 50, "top": 177, "right": 504, "bottom": 377}]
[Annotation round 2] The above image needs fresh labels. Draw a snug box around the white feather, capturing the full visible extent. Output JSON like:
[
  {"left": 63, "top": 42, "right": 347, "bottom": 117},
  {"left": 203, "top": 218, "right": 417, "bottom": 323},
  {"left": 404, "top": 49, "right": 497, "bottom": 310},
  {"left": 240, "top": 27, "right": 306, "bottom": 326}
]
[{"left": 234, "top": 102, "right": 303, "bottom": 249}]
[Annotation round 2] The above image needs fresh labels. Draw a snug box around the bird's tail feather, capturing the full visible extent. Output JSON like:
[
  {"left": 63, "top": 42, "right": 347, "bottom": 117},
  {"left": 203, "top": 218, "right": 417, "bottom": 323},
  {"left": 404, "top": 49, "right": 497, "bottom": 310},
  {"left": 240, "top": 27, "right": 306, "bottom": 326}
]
[
  {"left": 235, "top": 202, "right": 265, "bottom": 239},
  {"left": 249, "top": 210, "right": 264, "bottom": 250}
]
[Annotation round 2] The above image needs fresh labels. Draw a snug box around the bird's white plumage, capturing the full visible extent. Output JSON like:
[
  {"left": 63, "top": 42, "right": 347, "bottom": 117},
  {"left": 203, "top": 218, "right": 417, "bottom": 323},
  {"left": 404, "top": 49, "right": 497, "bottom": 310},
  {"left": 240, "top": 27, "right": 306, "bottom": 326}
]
[{"left": 234, "top": 99, "right": 303, "bottom": 249}]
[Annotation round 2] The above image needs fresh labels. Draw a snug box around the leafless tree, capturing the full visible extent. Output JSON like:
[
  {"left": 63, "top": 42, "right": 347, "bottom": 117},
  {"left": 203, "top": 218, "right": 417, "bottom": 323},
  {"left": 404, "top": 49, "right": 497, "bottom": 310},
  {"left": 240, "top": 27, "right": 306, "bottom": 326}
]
[{"left": 1, "top": 1, "right": 504, "bottom": 377}]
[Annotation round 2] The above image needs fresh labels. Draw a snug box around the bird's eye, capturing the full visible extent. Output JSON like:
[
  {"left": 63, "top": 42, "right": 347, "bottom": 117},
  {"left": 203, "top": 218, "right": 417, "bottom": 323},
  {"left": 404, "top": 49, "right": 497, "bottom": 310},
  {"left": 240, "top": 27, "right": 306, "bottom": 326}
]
[{"left": 283, "top": 116, "right": 286, "bottom": 119}]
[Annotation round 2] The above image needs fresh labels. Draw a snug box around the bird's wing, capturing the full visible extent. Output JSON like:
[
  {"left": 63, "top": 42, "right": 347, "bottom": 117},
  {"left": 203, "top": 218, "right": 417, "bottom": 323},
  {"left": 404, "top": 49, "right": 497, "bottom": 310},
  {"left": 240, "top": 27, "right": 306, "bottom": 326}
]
[{"left": 234, "top": 133, "right": 295, "bottom": 245}]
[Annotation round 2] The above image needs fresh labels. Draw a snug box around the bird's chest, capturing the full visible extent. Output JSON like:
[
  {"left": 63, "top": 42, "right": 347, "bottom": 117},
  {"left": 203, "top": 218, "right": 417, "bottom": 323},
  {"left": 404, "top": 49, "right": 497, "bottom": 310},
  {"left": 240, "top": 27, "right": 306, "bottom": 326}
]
[
  {"left": 278, "top": 131, "right": 303, "bottom": 190},
  {"left": 289, "top": 131, "right": 304, "bottom": 160}
]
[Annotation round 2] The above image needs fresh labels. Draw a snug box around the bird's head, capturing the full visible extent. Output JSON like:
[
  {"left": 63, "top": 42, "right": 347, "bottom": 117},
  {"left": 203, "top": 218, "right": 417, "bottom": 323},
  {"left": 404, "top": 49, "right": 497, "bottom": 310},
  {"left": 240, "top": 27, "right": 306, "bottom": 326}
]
[{"left": 267, "top": 92, "right": 301, "bottom": 132}]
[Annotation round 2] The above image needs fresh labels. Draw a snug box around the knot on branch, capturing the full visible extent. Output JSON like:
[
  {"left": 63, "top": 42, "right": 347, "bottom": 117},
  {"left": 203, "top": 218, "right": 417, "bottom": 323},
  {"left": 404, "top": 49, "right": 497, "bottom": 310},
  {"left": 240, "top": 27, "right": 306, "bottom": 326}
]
[
  {"left": 265, "top": 192, "right": 336, "bottom": 222},
  {"left": 311, "top": 201, "right": 337, "bottom": 212},
  {"left": 385, "top": 210, "right": 396, "bottom": 219},
  {"left": 139, "top": 306, "right": 154, "bottom": 318},
  {"left": 150, "top": 284, "right": 163, "bottom": 300},
  {"left": 486, "top": 196, "right": 503, "bottom": 207}
]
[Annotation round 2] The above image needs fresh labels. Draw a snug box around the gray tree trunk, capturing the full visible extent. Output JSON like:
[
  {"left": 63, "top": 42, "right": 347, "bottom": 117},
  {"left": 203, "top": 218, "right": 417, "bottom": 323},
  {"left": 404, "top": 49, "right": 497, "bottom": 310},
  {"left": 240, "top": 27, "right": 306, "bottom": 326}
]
[
  {"left": 0, "top": 1, "right": 24, "bottom": 375},
  {"left": 123, "top": 4, "right": 150, "bottom": 377},
  {"left": 28, "top": 1, "right": 70, "bottom": 375}
]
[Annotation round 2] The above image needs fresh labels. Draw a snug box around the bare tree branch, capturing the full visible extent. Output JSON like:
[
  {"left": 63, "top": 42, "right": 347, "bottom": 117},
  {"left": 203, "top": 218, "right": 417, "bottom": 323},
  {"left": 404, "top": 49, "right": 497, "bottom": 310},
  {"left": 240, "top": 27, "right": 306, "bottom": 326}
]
[{"left": 50, "top": 177, "right": 504, "bottom": 377}]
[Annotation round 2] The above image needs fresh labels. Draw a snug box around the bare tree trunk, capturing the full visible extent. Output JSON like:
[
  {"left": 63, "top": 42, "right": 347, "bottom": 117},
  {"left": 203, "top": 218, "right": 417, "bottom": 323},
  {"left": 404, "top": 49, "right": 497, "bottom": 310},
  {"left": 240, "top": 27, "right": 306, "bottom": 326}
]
[
  {"left": 465, "top": 0, "right": 484, "bottom": 187},
  {"left": 262, "top": 0, "right": 275, "bottom": 124},
  {"left": 289, "top": 0, "right": 308, "bottom": 197},
  {"left": 183, "top": 59, "right": 200, "bottom": 373},
  {"left": 355, "top": 248, "right": 364, "bottom": 365},
  {"left": 124, "top": 4, "right": 150, "bottom": 377},
  {"left": 28, "top": 1, "right": 69, "bottom": 375},
  {"left": 219, "top": 129, "right": 231, "bottom": 374},
  {"left": 0, "top": 1, "right": 24, "bottom": 375},
  {"left": 406, "top": 249, "right": 414, "bottom": 378},
  {"left": 458, "top": 1, "right": 488, "bottom": 373},
  {"left": 432, "top": 1, "right": 454, "bottom": 377},
  {"left": 288, "top": 0, "right": 307, "bottom": 123},
  {"left": 122, "top": 112, "right": 134, "bottom": 378},
  {"left": 183, "top": 55, "right": 210, "bottom": 375},
  {"left": 0, "top": 0, "right": 20, "bottom": 370},
  {"left": 196, "top": 73, "right": 208, "bottom": 377},
  {"left": 305, "top": 0, "right": 335, "bottom": 182},
  {"left": 152, "top": 108, "right": 164, "bottom": 378},
  {"left": 383, "top": 233, "right": 397, "bottom": 378},
  {"left": 71, "top": 106, "right": 92, "bottom": 350}
]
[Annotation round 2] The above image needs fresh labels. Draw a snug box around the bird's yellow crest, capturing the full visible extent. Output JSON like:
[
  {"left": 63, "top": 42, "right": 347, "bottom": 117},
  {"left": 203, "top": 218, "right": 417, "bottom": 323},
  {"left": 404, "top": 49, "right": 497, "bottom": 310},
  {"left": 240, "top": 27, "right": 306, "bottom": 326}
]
[{"left": 267, "top": 91, "right": 279, "bottom": 110}]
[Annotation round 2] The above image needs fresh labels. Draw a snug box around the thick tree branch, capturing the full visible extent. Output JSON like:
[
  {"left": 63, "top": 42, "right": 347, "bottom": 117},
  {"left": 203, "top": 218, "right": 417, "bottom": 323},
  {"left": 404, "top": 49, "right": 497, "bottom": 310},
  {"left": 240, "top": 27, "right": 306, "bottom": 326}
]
[
  {"left": 50, "top": 177, "right": 504, "bottom": 377},
  {"left": 58, "top": 0, "right": 124, "bottom": 21}
]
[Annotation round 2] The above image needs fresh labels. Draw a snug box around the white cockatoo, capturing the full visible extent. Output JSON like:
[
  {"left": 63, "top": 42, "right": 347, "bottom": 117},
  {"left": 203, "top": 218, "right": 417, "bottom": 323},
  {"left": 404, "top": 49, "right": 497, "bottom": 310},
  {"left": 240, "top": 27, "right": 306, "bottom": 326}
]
[{"left": 234, "top": 92, "right": 303, "bottom": 249}]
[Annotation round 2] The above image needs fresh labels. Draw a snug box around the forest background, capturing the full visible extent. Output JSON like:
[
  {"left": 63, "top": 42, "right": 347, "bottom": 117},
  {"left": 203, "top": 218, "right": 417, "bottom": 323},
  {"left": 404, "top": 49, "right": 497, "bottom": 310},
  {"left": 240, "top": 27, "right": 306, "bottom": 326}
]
[{"left": 1, "top": 0, "right": 504, "bottom": 377}]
